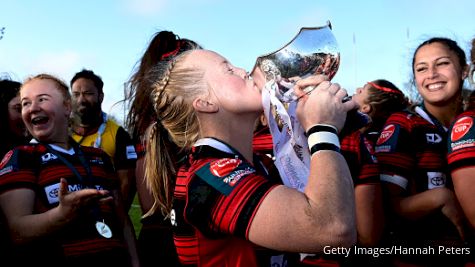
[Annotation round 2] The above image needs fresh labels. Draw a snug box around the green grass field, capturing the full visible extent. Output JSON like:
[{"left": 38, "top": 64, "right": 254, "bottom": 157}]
[{"left": 128, "top": 194, "right": 143, "bottom": 236}]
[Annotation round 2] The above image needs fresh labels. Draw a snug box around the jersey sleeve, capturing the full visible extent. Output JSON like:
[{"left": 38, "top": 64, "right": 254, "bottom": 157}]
[
  {"left": 375, "top": 113, "right": 415, "bottom": 189},
  {"left": 341, "top": 131, "right": 380, "bottom": 186},
  {"left": 358, "top": 135, "right": 380, "bottom": 185},
  {"left": 447, "top": 112, "right": 475, "bottom": 172},
  {"left": 113, "top": 126, "right": 137, "bottom": 170},
  {"left": 0, "top": 147, "right": 38, "bottom": 193},
  {"left": 185, "top": 158, "right": 278, "bottom": 239}
]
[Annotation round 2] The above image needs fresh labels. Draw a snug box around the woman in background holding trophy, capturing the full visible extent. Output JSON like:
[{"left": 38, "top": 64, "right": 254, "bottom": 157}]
[{"left": 143, "top": 47, "right": 356, "bottom": 266}]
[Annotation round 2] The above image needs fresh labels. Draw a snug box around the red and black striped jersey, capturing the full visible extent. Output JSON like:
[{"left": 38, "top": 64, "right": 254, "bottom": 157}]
[
  {"left": 374, "top": 109, "right": 462, "bottom": 247},
  {"left": 252, "top": 125, "right": 274, "bottom": 156},
  {"left": 447, "top": 110, "right": 475, "bottom": 172},
  {"left": 0, "top": 142, "right": 130, "bottom": 265},
  {"left": 340, "top": 130, "right": 380, "bottom": 186},
  {"left": 171, "top": 138, "right": 291, "bottom": 267},
  {"left": 298, "top": 131, "right": 381, "bottom": 267},
  {"left": 375, "top": 110, "right": 449, "bottom": 193}
]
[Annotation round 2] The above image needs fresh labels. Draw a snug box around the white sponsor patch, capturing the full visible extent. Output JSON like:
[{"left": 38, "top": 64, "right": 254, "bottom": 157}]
[
  {"left": 427, "top": 172, "right": 446, "bottom": 189},
  {"left": 41, "top": 152, "right": 58, "bottom": 163},
  {"left": 45, "top": 183, "right": 61, "bottom": 204},
  {"left": 126, "top": 145, "right": 137, "bottom": 159}
]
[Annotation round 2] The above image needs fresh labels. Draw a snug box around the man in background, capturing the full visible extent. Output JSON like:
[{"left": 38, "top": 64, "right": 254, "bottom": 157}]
[{"left": 70, "top": 69, "right": 137, "bottom": 210}]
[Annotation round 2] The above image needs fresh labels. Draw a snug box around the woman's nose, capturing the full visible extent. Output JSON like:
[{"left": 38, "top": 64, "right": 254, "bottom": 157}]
[
  {"left": 237, "top": 68, "right": 247, "bottom": 78},
  {"left": 427, "top": 64, "right": 440, "bottom": 78},
  {"left": 29, "top": 100, "right": 40, "bottom": 111}
]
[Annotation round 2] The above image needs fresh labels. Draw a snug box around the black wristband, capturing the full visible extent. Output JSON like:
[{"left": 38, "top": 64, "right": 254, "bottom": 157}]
[
  {"left": 305, "top": 124, "right": 338, "bottom": 137},
  {"left": 310, "top": 143, "right": 341, "bottom": 155}
]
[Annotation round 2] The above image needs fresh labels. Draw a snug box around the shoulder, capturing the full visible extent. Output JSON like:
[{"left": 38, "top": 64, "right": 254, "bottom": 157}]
[
  {"left": 80, "top": 145, "right": 112, "bottom": 161},
  {"left": 0, "top": 144, "right": 42, "bottom": 175},
  {"left": 106, "top": 119, "right": 121, "bottom": 132},
  {"left": 452, "top": 110, "right": 475, "bottom": 124},
  {"left": 385, "top": 110, "right": 416, "bottom": 125},
  {"left": 341, "top": 130, "right": 361, "bottom": 151},
  {"left": 449, "top": 112, "right": 475, "bottom": 143}
]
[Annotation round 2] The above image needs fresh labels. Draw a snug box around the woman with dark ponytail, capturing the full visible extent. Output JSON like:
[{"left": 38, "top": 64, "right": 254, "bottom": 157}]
[{"left": 125, "top": 30, "right": 201, "bottom": 267}]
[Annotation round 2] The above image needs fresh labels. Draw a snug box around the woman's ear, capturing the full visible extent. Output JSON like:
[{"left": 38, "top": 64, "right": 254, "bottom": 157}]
[
  {"left": 193, "top": 97, "right": 219, "bottom": 113},
  {"left": 360, "top": 103, "right": 372, "bottom": 114},
  {"left": 64, "top": 99, "right": 72, "bottom": 117},
  {"left": 461, "top": 64, "right": 470, "bottom": 80}
]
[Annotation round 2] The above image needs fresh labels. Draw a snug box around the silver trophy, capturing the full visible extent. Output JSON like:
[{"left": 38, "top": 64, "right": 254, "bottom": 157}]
[{"left": 252, "top": 21, "right": 340, "bottom": 103}]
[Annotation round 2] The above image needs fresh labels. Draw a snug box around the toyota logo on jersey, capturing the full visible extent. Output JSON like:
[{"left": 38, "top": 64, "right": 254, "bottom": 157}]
[
  {"left": 451, "top": 116, "right": 473, "bottom": 141},
  {"left": 210, "top": 158, "right": 242, "bottom": 177},
  {"left": 376, "top": 124, "right": 396, "bottom": 145}
]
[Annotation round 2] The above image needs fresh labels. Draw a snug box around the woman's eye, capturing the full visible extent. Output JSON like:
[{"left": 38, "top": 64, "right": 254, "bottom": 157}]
[{"left": 415, "top": 67, "right": 427, "bottom": 72}]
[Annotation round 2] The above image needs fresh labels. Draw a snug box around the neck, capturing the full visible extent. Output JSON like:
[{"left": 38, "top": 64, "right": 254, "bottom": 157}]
[
  {"left": 423, "top": 101, "right": 462, "bottom": 127},
  {"left": 200, "top": 116, "right": 256, "bottom": 162},
  {"left": 49, "top": 138, "right": 71, "bottom": 150}
]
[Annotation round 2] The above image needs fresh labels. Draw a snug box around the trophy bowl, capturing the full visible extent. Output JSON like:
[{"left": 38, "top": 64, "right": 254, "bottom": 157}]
[{"left": 252, "top": 21, "right": 340, "bottom": 103}]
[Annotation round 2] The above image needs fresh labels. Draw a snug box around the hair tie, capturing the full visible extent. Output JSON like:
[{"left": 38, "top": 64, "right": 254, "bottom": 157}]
[
  {"left": 160, "top": 40, "right": 183, "bottom": 60},
  {"left": 367, "top": 82, "right": 403, "bottom": 95}
]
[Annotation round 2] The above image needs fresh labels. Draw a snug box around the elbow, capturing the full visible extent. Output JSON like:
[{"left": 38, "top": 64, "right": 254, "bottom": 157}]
[
  {"left": 337, "top": 223, "right": 357, "bottom": 248},
  {"left": 324, "top": 220, "right": 357, "bottom": 248}
]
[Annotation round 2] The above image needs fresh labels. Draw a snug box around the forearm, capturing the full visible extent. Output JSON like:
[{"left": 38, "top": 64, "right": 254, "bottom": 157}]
[
  {"left": 113, "top": 189, "right": 140, "bottom": 267},
  {"left": 355, "top": 185, "right": 384, "bottom": 246},
  {"left": 393, "top": 187, "right": 448, "bottom": 220},
  {"left": 8, "top": 206, "right": 72, "bottom": 244},
  {"left": 122, "top": 217, "right": 140, "bottom": 267},
  {"left": 117, "top": 169, "right": 135, "bottom": 210},
  {"left": 304, "top": 150, "right": 356, "bottom": 246}
]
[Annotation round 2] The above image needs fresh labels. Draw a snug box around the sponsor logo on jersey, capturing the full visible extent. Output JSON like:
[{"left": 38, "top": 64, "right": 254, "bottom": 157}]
[
  {"left": 0, "top": 166, "right": 12, "bottom": 176},
  {"left": 376, "top": 124, "right": 396, "bottom": 145},
  {"left": 41, "top": 152, "right": 58, "bottom": 163},
  {"left": 126, "top": 145, "right": 137, "bottom": 159},
  {"left": 364, "top": 138, "right": 375, "bottom": 155},
  {"left": 0, "top": 150, "right": 13, "bottom": 169},
  {"left": 89, "top": 157, "right": 105, "bottom": 165},
  {"left": 427, "top": 172, "right": 446, "bottom": 189},
  {"left": 222, "top": 167, "right": 255, "bottom": 186},
  {"left": 426, "top": 133, "right": 442, "bottom": 144},
  {"left": 45, "top": 182, "right": 105, "bottom": 204},
  {"left": 196, "top": 159, "right": 255, "bottom": 195},
  {"left": 450, "top": 139, "right": 475, "bottom": 151},
  {"left": 45, "top": 183, "right": 61, "bottom": 204},
  {"left": 363, "top": 139, "right": 377, "bottom": 163},
  {"left": 451, "top": 116, "right": 473, "bottom": 141},
  {"left": 170, "top": 209, "right": 177, "bottom": 227},
  {"left": 210, "top": 158, "right": 242, "bottom": 177}
]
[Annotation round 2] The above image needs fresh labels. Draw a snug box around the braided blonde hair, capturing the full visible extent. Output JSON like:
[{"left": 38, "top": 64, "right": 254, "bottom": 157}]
[{"left": 144, "top": 50, "right": 206, "bottom": 217}]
